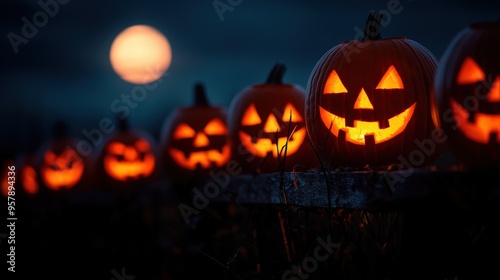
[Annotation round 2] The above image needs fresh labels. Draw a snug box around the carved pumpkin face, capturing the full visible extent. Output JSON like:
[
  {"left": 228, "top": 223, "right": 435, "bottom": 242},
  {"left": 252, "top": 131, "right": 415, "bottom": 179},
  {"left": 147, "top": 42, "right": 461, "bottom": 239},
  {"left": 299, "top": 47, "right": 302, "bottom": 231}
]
[
  {"left": 103, "top": 138, "right": 156, "bottom": 181},
  {"left": 228, "top": 63, "right": 318, "bottom": 173},
  {"left": 320, "top": 65, "right": 415, "bottom": 145},
  {"left": 96, "top": 117, "right": 158, "bottom": 186},
  {"left": 40, "top": 147, "right": 85, "bottom": 190},
  {"left": 451, "top": 58, "right": 500, "bottom": 144},
  {"left": 169, "top": 117, "right": 230, "bottom": 170},
  {"left": 239, "top": 102, "right": 306, "bottom": 158},
  {"left": 160, "top": 83, "right": 231, "bottom": 182},
  {"left": 434, "top": 20, "right": 500, "bottom": 169},
  {"left": 306, "top": 12, "right": 441, "bottom": 168}
]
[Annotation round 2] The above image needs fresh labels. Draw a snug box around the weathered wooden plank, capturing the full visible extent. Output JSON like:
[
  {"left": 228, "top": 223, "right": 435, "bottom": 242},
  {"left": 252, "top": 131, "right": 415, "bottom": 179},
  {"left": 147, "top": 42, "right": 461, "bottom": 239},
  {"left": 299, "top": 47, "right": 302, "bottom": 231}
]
[{"left": 196, "top": 167, "right": 500, "bottom": 210}]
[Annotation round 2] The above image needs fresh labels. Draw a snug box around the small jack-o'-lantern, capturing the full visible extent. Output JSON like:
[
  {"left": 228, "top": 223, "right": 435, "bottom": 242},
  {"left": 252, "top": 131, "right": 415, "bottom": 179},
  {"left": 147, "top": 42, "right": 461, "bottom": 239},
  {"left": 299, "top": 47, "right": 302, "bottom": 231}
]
[
  {"left": 228, "top": 63, "right": 318, "bottom": 173},
  {"left": 96, "top": 117, "right": 158, "bottom": 186},
  {"left": 21, "top": 163, "right": 39, "bottom": 195},
  {"left": 305, "top": 12, "right": 442, "bottom": 168},
  {"left": 1, "top": 159, "right": 16, "bottom": 198},
  {"left": 160, "top": 83, "right": 231, "bottom": 182},
  {"left": 34, "top": 121, "right": 90, "bottom": 193},
  {"left": 433, "top": 20, "right": 500, "bottom": 169},
  {"left": 15, "top": 152, "right": 40, "bottom": 196},
  {"left": 40, "top": 144, "right": 85, "bottom": 190}
]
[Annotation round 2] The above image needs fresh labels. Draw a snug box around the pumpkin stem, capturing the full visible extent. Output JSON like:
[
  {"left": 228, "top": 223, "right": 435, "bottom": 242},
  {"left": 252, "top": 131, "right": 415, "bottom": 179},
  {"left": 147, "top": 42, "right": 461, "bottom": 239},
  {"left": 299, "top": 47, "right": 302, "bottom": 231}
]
[
  {"left": 53, "top": 120, "right": 69, "bottom": 138},
  {"left": 362, "top": 11, "right": 384, "bottom": 41},
  {"left": 265, "top": 63, "right": 287, "bottom": 84},
  {"left": 194, "top": 82, "right": 210, "bottom": 106},
  {"left": 117, "top": 116, "right": 129, "bottom": 131}
]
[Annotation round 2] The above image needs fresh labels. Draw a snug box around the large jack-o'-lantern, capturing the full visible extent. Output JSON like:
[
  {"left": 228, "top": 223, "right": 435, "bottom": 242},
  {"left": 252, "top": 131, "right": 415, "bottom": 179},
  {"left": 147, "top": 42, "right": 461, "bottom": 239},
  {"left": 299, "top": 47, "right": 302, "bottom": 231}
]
[
  {"left": 305, "top": 12, "right": 442, "bottom": 168},
  {"left": 160, "top": 83, "right": 231, "bottom": 182},
  {"left": 228, "top": 63, "right": 318, "bottom": 173},
  {"left": 95, "top": 117, "right": 158, "bottom": 187},
  {"left": 433, "top": 19, "right": 500, "bottom": 169}
]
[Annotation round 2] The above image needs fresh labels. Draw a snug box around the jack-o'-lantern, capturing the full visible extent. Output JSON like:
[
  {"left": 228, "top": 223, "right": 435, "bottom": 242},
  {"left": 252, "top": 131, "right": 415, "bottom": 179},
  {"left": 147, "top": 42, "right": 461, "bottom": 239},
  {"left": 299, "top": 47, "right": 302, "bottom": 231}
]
[
  {"left": 15, "top": 152, "right": 40, "bottom": 196},
  {"left": 96, "top": 117, "right": 158, "bottom": 187},
  {"left": 433, "top": 19, "right": 500, "bottom": 169},
  {"left": 40, "top": 145, "right": 85, "bottom": 190},
  {"left": 305, "top": 11, "right": 442, "bottom": 168},
  {"left": 228, "top": 63, "right": 318, "bottom": 173},
  {"left": 160, "top": 83, "right": 231, "bottom": 182},
  {"left": 1, "top": 159, "right": 16, "bottom": 198},
  {"left": 35, "top": 121, "right": 89, "bottom": 192}
]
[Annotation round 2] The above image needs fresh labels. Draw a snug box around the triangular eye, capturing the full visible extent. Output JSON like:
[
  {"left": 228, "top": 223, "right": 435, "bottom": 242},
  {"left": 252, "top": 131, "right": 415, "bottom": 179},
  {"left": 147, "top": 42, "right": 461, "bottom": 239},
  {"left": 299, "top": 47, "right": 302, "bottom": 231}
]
[
  {"left": 376, "top": 66, "right": 404, "bottom": 89},
  {"left": 107, "top": 142, "right": 126, "bottom": 155},
  {"left": 173, "top": 123, "right": 196, "bottom": 139},
  {"left": 204, "top": 118, "right": 227, "bottom": 135},
  {"left": 324, "top": 70, "right": 348, "bottom": 94},
  {"left": 282, "top": 103, "right": 303, "bottom": 122},
  {"left": 241, "top": 104, "right": 262, "bottom": 125},
  {"left": 134, "top": 139, "right": 151, "bottom": 151},
  {"left": 487, "top": 76, "right": 500, "bottom": 102},
  {"left": 457, "top": 57, "right": 486, "bottom": 84}
]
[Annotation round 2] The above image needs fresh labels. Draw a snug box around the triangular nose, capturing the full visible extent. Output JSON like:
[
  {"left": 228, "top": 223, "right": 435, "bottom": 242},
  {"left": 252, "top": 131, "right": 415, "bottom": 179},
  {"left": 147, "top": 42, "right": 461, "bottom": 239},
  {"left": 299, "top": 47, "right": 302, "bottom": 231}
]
[
  {"left": 124, "top": 147, "right": 138, "bottom": 160},
  {"left": 193, "top": 132, "right": 210, "bottom": 147},
  {"left": 354, "top": 88, "right": 374, "bottom": 109},
  {"left": 264, "top": 114, "right": 281, "bottom": 133},
  {"left": 487, "top": 76, "right": 500, "bottom": 102}
]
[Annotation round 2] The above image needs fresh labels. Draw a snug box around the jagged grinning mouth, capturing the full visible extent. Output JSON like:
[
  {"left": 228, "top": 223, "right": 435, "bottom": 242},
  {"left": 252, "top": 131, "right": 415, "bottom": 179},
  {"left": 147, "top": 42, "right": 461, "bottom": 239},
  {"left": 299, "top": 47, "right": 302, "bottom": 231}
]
[
  {"left": 451, "top": 99, "right": 500, "bottom": 144},
  {"left": 169, "top": 145, "right": 231, "bottom": 170},
  {"left": 238, "top": 127, "right": 307, "bottom": 158},
  {"left": 319, "top": 103, "right": 416, "bottom": 145}
]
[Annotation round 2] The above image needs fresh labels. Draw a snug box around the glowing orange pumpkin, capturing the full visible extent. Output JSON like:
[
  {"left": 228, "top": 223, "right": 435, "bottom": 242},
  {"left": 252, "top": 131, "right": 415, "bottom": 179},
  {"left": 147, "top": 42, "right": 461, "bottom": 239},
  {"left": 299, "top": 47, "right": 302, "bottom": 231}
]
[
  {"left": 160, "top": 83, "right": 231, "bottom": 182},
  {"left": 228, "top": 63, "right": 318, "bottom": 173},
  {"left": 36, "top": 121, "right": 88, "bottom": 192},
  {"left": 433, "top": 20, "right": 500, "bottom": 169},
  {"left": 1, "top": 159, "right": 16, "bottom": 198},
  {"left": 40, "top": 145, "right": 85, "bottom": 190},
  {"left": 16, "top": 152, "right": 40, "bottom": 196},
  {"left": 305, "top": 12, "right": 442, "bottom": 168},
  {"left": 96, "top": 117, "right": 158, "bottom": 186}
]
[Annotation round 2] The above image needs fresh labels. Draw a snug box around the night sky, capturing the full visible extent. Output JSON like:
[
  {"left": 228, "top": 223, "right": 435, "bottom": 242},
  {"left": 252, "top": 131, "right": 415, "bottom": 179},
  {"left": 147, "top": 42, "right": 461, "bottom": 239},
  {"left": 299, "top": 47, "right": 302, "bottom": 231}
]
[{"left": 1, "top": 0, "right": 499, "bottom": 161}]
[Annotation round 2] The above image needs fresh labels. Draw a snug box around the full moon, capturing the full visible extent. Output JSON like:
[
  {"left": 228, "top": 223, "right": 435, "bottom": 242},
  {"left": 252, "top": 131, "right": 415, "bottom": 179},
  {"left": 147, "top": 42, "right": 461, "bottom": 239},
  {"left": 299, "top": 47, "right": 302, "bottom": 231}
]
[{"left": 110, "top": 25, "right": 172, "bottom": 84}]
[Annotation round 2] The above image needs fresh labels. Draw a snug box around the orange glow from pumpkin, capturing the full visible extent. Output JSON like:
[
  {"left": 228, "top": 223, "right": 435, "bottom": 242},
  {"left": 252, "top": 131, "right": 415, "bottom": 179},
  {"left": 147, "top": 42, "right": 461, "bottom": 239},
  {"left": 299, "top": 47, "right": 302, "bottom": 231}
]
[
  {"left": 457, "top": 57, "right": 486, "bottom": 85},
  {"left": 353, "top": 88, "right": 374, "bottom": 109},
  {"left": 21, "top": 165, "right": 38, "bottom": 195},
  {"left": 319, "top": 103, "right": 416, "bottom": 145},
  {"left": 103, "top": 140, "right": 155, "bottom": 181},
  {"left": 193, "top": 133, "right": 210, "bottom": 147},
  {"left": 169, "top": 118, "right": 231, "bottom": 170},
  {"left": 40, "top": 149, "right": 84, "bottom": 190},
  {"left": 263, "top": 114, "right": 281, "bottom": 133},
  {"left": 376, "top": 66, "right": 404, "bottom": 89},
  {"left": 239, "top": 103, "right": 307, "bottom": 158},
  {"left": 241, "top": 104, "right": 262, "bottom": 125},
  {"left": 169, "top": 145, "right": 231, "bottom": 170},
  {"left": 487, "top": 77, "right": 500, "bottom": 102},
  {"left": 110, "top": 25, "right": 172, "bottom": 84},
  {"left": 282, "top": 103, "right": 303, "bottom": 122},
  {"left": 239, "top": 127, "right": 307, "bottom": 158},
  {"left": 174, "top": 123, "right": 196, "bottom": 139},
  {"left": 451, "top": 99, "right": 500, "bottom": 144},
  {"left": 1, "top": 167, "right": 12, "bottom": 197},
  {"left": 324, "top": 70, "right": 348, "bottom": 94},
  {"left": 204, "top": 119, "right": 227, "bottom": 135}
]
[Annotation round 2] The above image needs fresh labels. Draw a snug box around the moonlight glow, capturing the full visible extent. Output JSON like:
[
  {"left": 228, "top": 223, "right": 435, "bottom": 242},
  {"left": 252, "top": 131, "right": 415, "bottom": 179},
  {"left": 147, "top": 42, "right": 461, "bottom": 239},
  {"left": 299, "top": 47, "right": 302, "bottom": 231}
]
[{"left": 110, "top": 25, "right": 172, "bottom": 84}]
